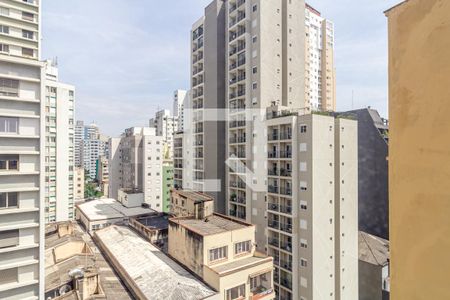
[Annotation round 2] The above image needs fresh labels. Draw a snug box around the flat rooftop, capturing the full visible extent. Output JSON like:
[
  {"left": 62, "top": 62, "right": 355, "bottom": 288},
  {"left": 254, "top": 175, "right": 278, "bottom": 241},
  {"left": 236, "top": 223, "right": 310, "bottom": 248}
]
[
  {"left": 135, "top": 214, "right": 169, "bottom": 230},
  {"left": 170, "top": 213, "right": 252, "bottom": 236},
  {"left": 173, "top": 190, "right": 213, "bottom": 202},
  {"left": 209, "top": 252, "right": 272, "bottom": 275},
  {"left": 94, "top": 225, "right": 217, "bottom": 300},
  {"left": 77, "top": 198, "right": 156, "bottom": 221}
]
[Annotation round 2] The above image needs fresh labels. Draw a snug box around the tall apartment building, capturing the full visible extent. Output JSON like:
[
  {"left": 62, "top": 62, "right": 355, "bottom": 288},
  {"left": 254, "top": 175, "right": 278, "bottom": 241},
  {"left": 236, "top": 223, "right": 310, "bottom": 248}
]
[
  {"left": 81, "top": 123, "right": 108, "bottom": 179},
  {"left": 96, "top": 155, "right": 109, "bottom": 197},
  {"left": 0, "top": 0, "right": 44, "bottom": 298},
  {"left": 189, "top": 1, "right": 227, "bottom": 213},
  {"left": 108, "top": 127, "right": 164, "bottom": 211},
  {"left": 173, "top": 89, "right": 188, "bottom": 131},
  {"left": 74, "top": 120, "right": 84, "bottom": 167},
  {"left": 304, "top": 4, "right": 335, "bottom": 111},
  {"left": 264, "top": 108, "right": 358, "bottom": 300},
  {"left": 149, "top": 109, "right": 178, "bottom": 159},
  {"left": 386, "top": 1, "right": 450, "bottom": 299},
  {"left": 43, "top": 60, "right": 75, "bottom": 223}
]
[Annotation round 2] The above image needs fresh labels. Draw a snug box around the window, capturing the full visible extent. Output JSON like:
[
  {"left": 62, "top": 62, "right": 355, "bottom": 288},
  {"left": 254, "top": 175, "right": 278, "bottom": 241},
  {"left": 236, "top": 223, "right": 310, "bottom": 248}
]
[
  {"left": 0, "top": 155, "right": 19, "bottom": 171},
  {"left": 209, "top": 246, "right": 227, "bottom": 262},
  {"left": 0, "top": 230, "right": 19, "bottom": 249},
  {"left": 300, "top": 200, "right": 307, "bottom": 210},
  {"left": 252, "top": 82, "right": 258, "bottom": 90},
  {"left": 0, "top": 43, "right": 8, "bottom": 53},
  {"left": 252, "top": 35, "right": 257, "bottom": 43},
  {"left": 0, "top": 192, "right": 18, "bottom": 208},
  {"left": 234, "top": 240, "right": 251, "bottom": 255},
  {"left": 0, "top": 25, "right": 9, "bottom": 34},
  {"left": 300, "top": 238, "right": 308, "bottom": 248},
  {"left": 300, "top": 125, "right": 307, "bottom": 133},
  {"left": 22, "top": 11, "right": 34, "bottom": 21},
  {"left": 252, "top": 4, "right": 257, "bottom": 12},
  {"left": 0, "top": 7, "right": 9, "bottom": 16},
  {"left": 226, "top": 284, "right": 245, "bottom": 300},
  {"left": 22, "top": 30, "right": 34, "bottom": 39},
  {"left": 301, "top": 258, "right": 308, "bottom": 267},
  {"left": 300, "top": 143, "right": 307, "bottom": 152},
  {"left": 0, "top": 117, "right": 18, "bottom": 133},
  {"left": 300, "top": 181, "right": 307, "bottom": 191},
  {"left": 22, "top": 47, "right": 34, "bottom": 57},
  {"left": 252, "top": 66, "right": 257, "bottom": 74},
  {"left": 300, "top": 219, "right": 307, "bottom": 230},
  {"left": 0, "top": 78, "right": 19, "bottom": 96}
]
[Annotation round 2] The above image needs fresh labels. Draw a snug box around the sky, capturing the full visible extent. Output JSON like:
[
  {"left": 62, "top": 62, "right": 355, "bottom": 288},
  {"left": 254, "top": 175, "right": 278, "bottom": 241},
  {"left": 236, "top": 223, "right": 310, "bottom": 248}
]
[{"left": 42, "top": 0, "right": 401, "bottom": 137}]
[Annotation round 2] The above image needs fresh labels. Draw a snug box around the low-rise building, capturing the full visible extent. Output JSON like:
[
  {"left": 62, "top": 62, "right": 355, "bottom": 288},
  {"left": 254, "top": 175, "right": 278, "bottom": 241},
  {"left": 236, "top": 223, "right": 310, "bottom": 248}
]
[
  {"left": 94, "top": 225, "right": 218, "bottom": 300},
  {"left": 45, "top": 222, "right": 131, "bottom": 300},
  {"left": 75, "top": 198, "right": 155, "bottom": 233},
  {"left": 359, "top": 231, "right": 390, "bottom": 300},
  {"left": 170, "top": 189, "right": 214, "bottom": 218}
]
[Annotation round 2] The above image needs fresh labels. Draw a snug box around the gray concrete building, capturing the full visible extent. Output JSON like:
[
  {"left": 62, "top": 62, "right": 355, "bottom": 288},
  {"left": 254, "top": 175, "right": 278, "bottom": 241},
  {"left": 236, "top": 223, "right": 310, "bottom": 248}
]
[{"left": 345, "top": 108, "right": 389, "bottom": 239}]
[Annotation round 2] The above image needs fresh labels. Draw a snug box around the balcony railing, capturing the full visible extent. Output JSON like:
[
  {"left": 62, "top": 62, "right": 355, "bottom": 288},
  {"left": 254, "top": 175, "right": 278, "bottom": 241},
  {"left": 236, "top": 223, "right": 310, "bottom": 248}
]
[
  {"left": 268, "top": 169, "right": 278, "bottom": 176},
  {"left": 279, "top": 151, "right": 292, "bottom": 159},
  {"left": 268, "top": 185, "right": 279, "bottom": 194},
  {"left": 280, "top": 187, "right": 292, "bottom": 196},
  {"left": 268, "top": 203, "right": 279, "bottom": 212},
  {"left": 230, "top": 181, "right": 246, "bottom": 189},
  {"left": 280, "top": 223, "right": 293, "bottom": 234},
  {"left": 280, "top": 205, "right": 292, "bottom": 214},
  {"left": 229, "top": 151, "right": 246, "bottom": 158},
  {"left": 280, "top": 131, "right": 292, "bottom": 140},
  {"left": 229, "top": 136, "right": 246, "bottom": 143},
  {"left": 268, "top": 238, "right": 279, "bottom": 247},
  {"left": 229, "top": 120, "right": 246, "bottom": 128},
  {"left": 280, "top": 260, "right": 292, "bottom": 271},
  {"left": 268, "top": 151, "right": 278, "bottom": 159},
  {"left": 268, "top": 134, "right": 278, "bottom": 141},
  {"left": 268, "top": 220, "right": 279, "bottom": 230},
  {"left": 280, "top": 278, "right": 292, "bottom": 290},
  {"left": 280, "top": 169, "right": 292, "bottom": 177}
]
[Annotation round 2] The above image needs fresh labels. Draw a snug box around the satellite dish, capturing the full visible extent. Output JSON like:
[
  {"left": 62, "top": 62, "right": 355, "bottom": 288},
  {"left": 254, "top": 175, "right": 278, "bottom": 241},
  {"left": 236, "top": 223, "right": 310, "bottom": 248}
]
[{"left": 68, "top": 268, "right": 84, "bottom": 279}]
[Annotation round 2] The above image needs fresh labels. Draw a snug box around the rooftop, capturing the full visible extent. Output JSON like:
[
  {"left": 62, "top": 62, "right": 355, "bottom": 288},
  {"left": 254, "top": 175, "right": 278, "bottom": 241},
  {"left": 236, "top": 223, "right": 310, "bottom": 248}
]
[
  {"left": 94, "top": 225, "right": 217, "bottom": 300},
  {"left": 359, "top": 231, "right": 390, "bottom": 266},
  {"left": 209, "top": 252, "right": 272, "bottom": 275},
  {"left": 170, "top": 213, "right": 252, "bottom": 236},
  {"left": 134, "top": 214, "right": 170, "bottom": 230},
  {"left": 45, "top": 222, "right": 132, "bottom": 300},
  {"left": 76, "top": 198, "right": 156, "bottom": 221},
  {"left": 173, "top": 189, "right": 214, "bottom": 203}
]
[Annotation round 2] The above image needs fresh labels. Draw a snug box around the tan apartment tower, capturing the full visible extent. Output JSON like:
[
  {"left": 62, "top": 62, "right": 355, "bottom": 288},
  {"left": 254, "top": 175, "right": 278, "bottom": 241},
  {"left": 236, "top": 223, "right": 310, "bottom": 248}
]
[
  {"left": 385, "top": 0, "right": 450, "bottom": 299},
  {"left": 0, "top": 0, "right": 44, "bottom": 298}
]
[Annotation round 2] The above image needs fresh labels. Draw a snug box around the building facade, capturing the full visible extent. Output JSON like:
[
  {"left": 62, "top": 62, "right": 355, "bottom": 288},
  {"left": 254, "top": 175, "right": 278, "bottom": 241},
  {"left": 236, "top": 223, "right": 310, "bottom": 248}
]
[
  {"left": 149, "top": 109, "right": 178, "bottom": 159},
  {"left": 108, "top": 127, "right": 164, "bottom": 211},
  {"left": 173, "top": 89, "right": 188, "bottom": 131},
  {"left": 162, "top": 159, "right": 173, "bottom": 213},
  {"left": 73, "top": 166, "right": 84, "bottom": 202},
  {"left": 265, "top": 109, "right": 358, "bottom": 300},
  {"left": 189, "top": 1, "right": 227, "bottom": 213},
  {"left": 0, "top": 0, "right": 44, "bottom": 298},
  {"left": 43, "top": 60, "right": 75, "bottom": 223},
  {"left": 386, "top": 0, "right": 450, "bottom": 299},
  {"left": 96, "top": 155, "right": 109, "bottom": 197},
  {"left": 346, "top": 108, "right": 389, "bottom": 240},
  {"left": 81, "top": 123, "right": 108, "bottom": 180}
]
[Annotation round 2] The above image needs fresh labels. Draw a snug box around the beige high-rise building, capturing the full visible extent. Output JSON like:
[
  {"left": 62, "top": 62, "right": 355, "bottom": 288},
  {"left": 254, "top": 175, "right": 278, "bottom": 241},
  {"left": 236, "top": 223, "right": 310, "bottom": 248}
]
[
  {"left": 108, "top": 127, "right": 164, "bottom": 211},
  {"left": 0, "top": 0, "right": 44, "bottom": 298},
  {"left": 385, "top": 0, "right": 450, "bottom": 299},
  {"left": 265, "top": 107, "right": 358, "bottom": 300},
  {"left": 305, "top": 4, "right": 336, "bottom": 111},
  {"left": 43, "top": 60, "right": 75, "bottom": 223}
]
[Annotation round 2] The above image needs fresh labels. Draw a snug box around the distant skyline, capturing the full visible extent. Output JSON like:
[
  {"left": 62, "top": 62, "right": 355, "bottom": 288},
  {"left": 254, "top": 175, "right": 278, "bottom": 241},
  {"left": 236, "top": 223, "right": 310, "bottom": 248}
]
[{"left": 42, "top": 0, "right": 401, "bottom": 136}]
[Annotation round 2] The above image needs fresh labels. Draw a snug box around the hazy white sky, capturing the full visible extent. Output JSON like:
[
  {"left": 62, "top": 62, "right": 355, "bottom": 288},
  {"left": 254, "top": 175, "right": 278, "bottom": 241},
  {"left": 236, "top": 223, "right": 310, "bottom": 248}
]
[{"left": 42, "top": 0, "right": 401, "bottom": 136}]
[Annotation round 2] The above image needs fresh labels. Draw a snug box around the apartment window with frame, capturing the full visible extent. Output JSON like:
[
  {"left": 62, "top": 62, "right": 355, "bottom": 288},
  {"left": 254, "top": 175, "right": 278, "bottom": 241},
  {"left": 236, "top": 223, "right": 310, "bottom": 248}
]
[
  {"left": 0, "top": 43, "right": 9, "bottom": 53},
  {"left": 22, "top": 47, "right": 34, "bottom": 57},
  {"left": 209, "top": 246, "right": 227, "bottom": 262},
  {"left": 226, "top": 284, "right": 245, "bottom": 300},
  {"left": 234, "top": 240, "right": 251, "bottom": 255},
  {"left": 22, "top": 29, "right": 34, "bottom": 40},
  {"left": 0, "top": 78, "right": 19, "bottom": 96},
  {"left": 22, "top": 11, "right": 34, "bottom": 22},
  {"left": 300, "top": 238, "right": 308, "bottom": 249},
  {"left": 300, "top": 125, "right": 307, "bottom": 133},
  {"left": 0, "top": 7, "right": 9, "bottom": 16},
  {"left": 0, "top": 117, "right": 18, "bottom": 133},
  {"left": 0, "top": 25, "right": 9, "bottom": 34},
  {"left": 0, "top": 229, "right": 19, "bottom": 249},
  {"left": 0, "top": 192, "right": 18, "bottom": 209},
  {"left": 0, "top": 155, "right": 19, "bottom": 171},
  {"left": 301, "top": 258, "right": 308, "bottom": 267}
]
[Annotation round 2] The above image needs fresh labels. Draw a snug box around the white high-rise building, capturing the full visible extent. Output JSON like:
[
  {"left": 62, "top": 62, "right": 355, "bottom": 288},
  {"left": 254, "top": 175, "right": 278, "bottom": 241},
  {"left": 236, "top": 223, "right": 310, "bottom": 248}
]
[
  {"left": 43, "top": 60, "right": 75, "bottom": 223},
  {"left": 109, "top": 127, "right": 164, "bottom": 211},
  {"left": 0, "top": 0, "right": 44, "bottom": 298},
  {"left": 74, "top": 120, "right": 84, "bottom": 167},
  {"left": 79, "top": 122, "right": 108, "bottom": 179},
  {"left": 265, "top": 107, "right": 358, "bottom": 300},
  {"left": 173, "top": 89, "right": 188, "bottom": 131},
  {"left": 149, "top": 109, "right": 178, "bottom": 159}
]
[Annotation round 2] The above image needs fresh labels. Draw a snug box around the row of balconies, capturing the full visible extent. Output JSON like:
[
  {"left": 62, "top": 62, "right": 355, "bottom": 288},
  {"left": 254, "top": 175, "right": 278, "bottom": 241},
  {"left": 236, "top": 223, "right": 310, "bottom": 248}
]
[
  {"left": 229, "top": 11, "right": 246, "bottom": 28},
  {"left": 229, "top": 89, "right": 246, "bottom": 99},
  {"left": 268, "top": 203, "right": 293, "bottom": 215},
  {"left": 230, "top": 194, "right": 246, "bottom": 204},
  {"left": 268, "top": 185, "right": 292, "bottom": 196},
  {"left": 268, "top": 220, "right": 293, "bottom": 235},
  {"left": 268, "top": 168, "right": 292, "bottom": 177},
  {"left": 229, "top": 56, "right": 246, "bottom": 71},
  {"left": 229, "top": 135, "right": 246, "bottom": 144},
  {"left": 229, "top": 180, "right": 246, "bottom": 189},
  {"left": 229, "top": 41, "right": 246, "bottom": 56},
  {"left": 268, "top": 131, "right": 292, "bottom": 141},
  {"left": 229, "top": 0, "right": 246, "bottom": 14}
]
